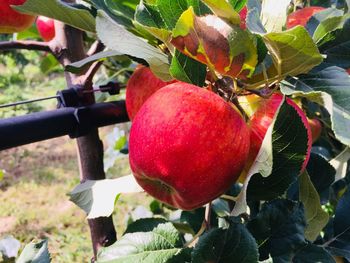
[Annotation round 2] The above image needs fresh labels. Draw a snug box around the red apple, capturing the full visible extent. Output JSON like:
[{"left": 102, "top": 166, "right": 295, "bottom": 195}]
[
  {"left": 249, "top": 93, "right": 312, "bottom": 173},
  {"left": 347, "top": 68, "right": 350, "bottom": 74},
  {"left": 36, "top": 16, "right": 55, "bottom": 42},
  {"left": 308, "top": 118, "right": 322, "bottom": 143},
  {"left": 239, "top": 6, "right": 248, "bottom": 29},
  {"left": 286, "top": 6, "right": 325, "bottom": 29},
  {"left": 129, "top": 83, "right": 250, "bottom": 210},
  {"left": 126, "top": 65, "right": 176, "bottom": 120},
  {"left": 0, "top": 0, "right": 36, "bottom": 33}
]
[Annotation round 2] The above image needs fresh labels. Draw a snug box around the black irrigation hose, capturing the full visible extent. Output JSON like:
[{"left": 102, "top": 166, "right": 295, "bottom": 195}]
[{"left": 0, "top": 101, "right": 129, "bottom": 151}]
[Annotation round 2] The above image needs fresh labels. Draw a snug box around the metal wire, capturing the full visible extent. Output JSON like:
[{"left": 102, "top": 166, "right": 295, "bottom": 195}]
[{"left": 0, "top": 95, "right": 60, "bottom": 109}]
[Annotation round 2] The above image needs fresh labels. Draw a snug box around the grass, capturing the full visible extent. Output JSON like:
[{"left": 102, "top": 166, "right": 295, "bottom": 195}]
[{"left": 0, "top": 128, "right": 154, "bottom": 262}]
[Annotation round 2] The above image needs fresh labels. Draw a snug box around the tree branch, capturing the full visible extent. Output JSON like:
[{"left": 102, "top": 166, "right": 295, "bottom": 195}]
[
  {"left": 0, "top": 40, "right": 51, "bottom": 52},
  {"left": 87, "top": 41, "right": 105, "bottom": 57}
]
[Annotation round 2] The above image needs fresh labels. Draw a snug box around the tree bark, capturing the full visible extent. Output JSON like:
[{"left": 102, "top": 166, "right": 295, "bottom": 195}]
[{"left": 53, "top": 15, "right": 117, "bottom": 261}]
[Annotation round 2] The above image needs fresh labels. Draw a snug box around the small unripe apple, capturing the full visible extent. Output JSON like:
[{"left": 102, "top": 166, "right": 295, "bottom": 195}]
[
  {"left": 249, "top": 93, "right": 312, "bottom": 173},
  {"left": 239, "top": 6, "right": 248, "bottom": 29},
  {"left": 129, "top": 83, "right": 250, "bottom": 210},
  {"left": 0, "top": 0, "right": 36, "bottom": 33},
  {"left": 308, "top": 118, "right": 322, "bottom": 143},
  {"left": 286, "top": 6, "right": 325, "bottom": 29},
  {"left": 126, "top": 65, "right": 176, "bottom": 120},
  {"left": 36, "top": 16, "right": 55, "bottom": 42}
]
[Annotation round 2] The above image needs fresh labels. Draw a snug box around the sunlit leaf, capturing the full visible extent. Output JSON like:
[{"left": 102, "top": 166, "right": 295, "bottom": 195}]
[
  {"left": 169, "top": 50, "right": 206, "bottom": 86},
  {"left": 299, "top": 171, "right": 329, "bottom": 241},
  {"left": 17, "top": 240, "right": 51, "bottom": 263},
  {"left": 96, "top": 223, "right": 190, "bottom": 263},
  {"left": 13, "top": 0, "right": 95, "bottom": 32},
  {"left": 201, "top": 0, "right": 241, "bottom": 25},
  {"left": 260, "top": 0, "right": 290, "bottom": 32},
  {"left": 96, "top": 11, "right": 172, "bottom": 81},
  {"left": 69, "top": 175, "right": 143, "bottom": 219},
  {"left": 171, "top": 7, "right": 257, "bottom": 78}
]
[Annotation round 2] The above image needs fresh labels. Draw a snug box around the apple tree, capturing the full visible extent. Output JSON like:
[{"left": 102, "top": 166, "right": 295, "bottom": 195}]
[{"left": 1, "top": 0, "right": 350, "bottom": 262}]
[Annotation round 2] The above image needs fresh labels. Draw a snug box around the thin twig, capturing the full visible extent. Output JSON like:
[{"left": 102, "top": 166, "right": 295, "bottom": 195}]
[
  {"left": 205, "top": 202, "right": 212, "bottom": 230},
  {"left": 87, "top": 41, "right": 105, "bottom": 57},
  {"left": 0, "top": 40, "right": 51, "bottom": 52},
  {"left": 78, "top": 61, "right": 104, "bottom": 87}
]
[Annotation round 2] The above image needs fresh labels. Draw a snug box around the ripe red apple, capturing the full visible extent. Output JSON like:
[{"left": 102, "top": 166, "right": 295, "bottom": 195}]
[
  {"left": 239, "top": 6, "right": 248, "bottom": 29},
  {"left": 308, "top": 118, "right": 322, "bottom": 143},
  {"left": 347, "top": 68, "right": 350, "bottom": 74},
  {"left": 36, "top": 16, "right": 55, "bottom": 42},
  {"left": 249, "top": 93, "right": 312, "bottom": 173},
  {"left": 126, "top": 65, "right": 176, "bottom": 120},
  {"left": 129, "top": 83, "right": 250, "bottom": 210},
  {"left": 286, "top": 6, "right": 325, "bottom": 29},
  {"left": 0, "top": 0, "right": 36, "bottom": 33}
]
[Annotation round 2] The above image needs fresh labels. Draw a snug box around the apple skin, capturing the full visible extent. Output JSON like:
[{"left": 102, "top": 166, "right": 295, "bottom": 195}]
[
  {"left": 36, "top": 16, "right": 55, "bottom": 42},
  {"left": 129, "top": 83, "right": 250, "bottom": 210},
  {"left": 308, "top": 118, "right": 322, "bottom": 143},
  {"left": 286, "top": 6, "right": 325, "bottom": 29},
  {"left": 239, "top": 6, "right": 248, "bottom": 29},
  {"left": 126, "top": 65, "right": 176, "bottom": 120},
  {"left": 249, "top": 93, "right": 312, "bottom": 173},
  {"left": 0, "top": 0, "right": 36, "bottom": 33}
]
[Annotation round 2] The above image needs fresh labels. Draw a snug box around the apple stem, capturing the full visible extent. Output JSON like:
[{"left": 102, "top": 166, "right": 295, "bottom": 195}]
[
  {"left": 205, "top": 202, "right": 212, "bottom": 230},
  {"left": 232, "top": 96, "right": 249, "bottom": 122},
  {"left": 184, "top": 221, "right": 207, "bottom": 248}
]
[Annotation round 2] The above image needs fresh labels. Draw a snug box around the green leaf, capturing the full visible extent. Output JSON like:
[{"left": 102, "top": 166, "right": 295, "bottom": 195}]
[
  {"left": 156, "top": 0, "right": 210, "bottom": 30},
  {"left": 229, "top": 0, "right": 248, "bottom": 12},
  {"left": 171, "top": 7, "right": 257, "bottom": 78},
  {"left": 125, "top": 218, "right": 168, "bottom": 234},
  {"left": 192, "top": 218, "right": 258, "bottom": 263},
  {"left": 245, "top": 1, "right": 266, "bottom": 34},
  {"left": 307, "top": 153, "right": 335, "bottom": 203},
  {"left": 69, "top": 175, "right": 143, "bottom": 219},
  {"left": 66, "top": 50, "right": 123, "bottom": 74},
  {"left": 247, "top": 199, "right": 307, "bottom": 262},
  {"left": 157, "top": 0, "right": 189, "bottom": 29},
  {"left": 232, "top": 97, "right": 310, "bottom": 215},
  {"left": 313, "top": 14, "right": 350, "bottom": 47},
  {"left": 17, "top": 240, "right": 51, "bottom": 263},
  {"left": 13, "top": 0, "right": 95, "bottom": 32},
  {"left": 0, "top": 236, "right": 20, "bottom": 259},
  {"left": 330, "top": 147, "right": 350, "bottom": 181},
  {"left": 281, "top": 65, "right": 350, "bottom": 146},
  {"left": 330, "top": 187, "right": 350, "bottom": 255},
  {"left": 0, "top": 169, "right": 4, "bottom": 181},
  {"left": 40, "top": 54, "right": 60, "bottom": 74},
  {"left": 134, "top": 1, "right": 172, "bottom": 44},
  {"left": 260, "top": 0, "right": 290, "bottom": 32},
  {"left": 169, "top": 50, "right": 206, "bottom": 86},
  {"left": 201, "top": 0, "right": 241, "bottom": 25},
  {"left": 16, "top": 25, "right": 40, "bottom": 40},
  {"left": 306, "top": 8, "right": 344, "bottom": 36},
  {"left": 90, "top": 0, "right": 138, "bottom": 29},
  {"left": 96, "top": 223, "right": 189, "bottom": 263},
  {"left": 96, "top": 11, "right": 172, "bottom": 81},
  {"left": 293, "top": 243, "right": 336, "bottom": 263},
  {"left": 247, "top": 98, "right": 310, "bottom": 200},
  {"left": 262, "top": 26, "right": 323, "bottom": 80},
  {"left": 324, "top": 40, "right": 350, "bottom": 69},
  {"left": 299, "top": 171, "right": 329, "bottom": 242}
]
